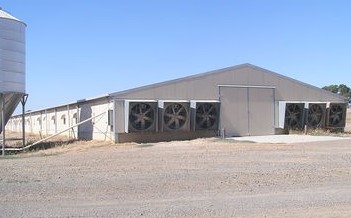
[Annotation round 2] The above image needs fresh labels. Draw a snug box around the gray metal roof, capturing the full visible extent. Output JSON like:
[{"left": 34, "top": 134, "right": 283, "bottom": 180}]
[
  {"left": 109, "top": 63, "right": 346, "bottom": 101},
  {"left": 109, "top": 63, "right": 252, "bottom": 97}
]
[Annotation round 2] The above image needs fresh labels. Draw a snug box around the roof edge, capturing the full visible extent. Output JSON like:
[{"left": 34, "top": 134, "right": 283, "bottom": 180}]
[
  {"left": 247, "top": 65, "right": 347, "bottom": 102},
  {"left": 110, "top": 63, "right": 346, "bottom": 102},
  {"left": 11, "top": 94, "right": 110, "bottom": 117},
  {"left": 110, "top": 63, "right": 252, "bottom": 97}
]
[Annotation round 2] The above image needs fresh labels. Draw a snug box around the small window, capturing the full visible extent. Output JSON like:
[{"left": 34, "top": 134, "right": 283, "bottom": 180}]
[
  {"left": 61, "top": 115, "right": 66, "bottom": 125},
  {"left": 51, "top": 115, "right": 56, "bottom": 124}
]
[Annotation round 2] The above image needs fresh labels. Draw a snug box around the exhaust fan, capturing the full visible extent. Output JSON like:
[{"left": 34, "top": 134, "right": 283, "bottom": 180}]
[
  {"left": 191, "top": 101, "right": 220, "bottom": 130},
  {"left": 326, "top": 103, "right": 347, "bottom": 128},
  {"left": 126, "top": 101, "right": 157, "bottom": 132},
  {"left": 306, "top": 103, "right": 326, "bottom": 128},
  {"left": 284, "top": 103, "right": 305, "bottom": 129},
  {"left": 160, "top": 101, "right": 190, "bottom": 131}
]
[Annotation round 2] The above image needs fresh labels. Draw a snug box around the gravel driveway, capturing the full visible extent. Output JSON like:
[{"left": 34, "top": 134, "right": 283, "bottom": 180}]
[{"left": 1, "top": 137, "right": 351, "bottom": 217}]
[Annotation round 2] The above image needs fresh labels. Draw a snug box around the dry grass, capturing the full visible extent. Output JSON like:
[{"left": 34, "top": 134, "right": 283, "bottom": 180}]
[
  {"left": 289, "top": 128, "right": 351, "bottom": 137},
  {"left": 288, "top": 108, "right": 351, "bottom": 136}
]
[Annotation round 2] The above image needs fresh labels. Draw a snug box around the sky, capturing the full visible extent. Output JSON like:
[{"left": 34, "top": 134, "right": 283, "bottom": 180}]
[{"left": 1, "top": 0, "right": 350, "bottom": 112}]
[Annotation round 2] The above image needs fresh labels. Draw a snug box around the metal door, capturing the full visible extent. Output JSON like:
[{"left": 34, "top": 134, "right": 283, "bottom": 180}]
[{"left": 219, "top": 85, "right": 275, "bottom": 136}]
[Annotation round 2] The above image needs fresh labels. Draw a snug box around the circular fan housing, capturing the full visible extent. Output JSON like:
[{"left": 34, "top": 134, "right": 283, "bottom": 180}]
[
  {"left": 195, "top": 103, "right": 219, "bottom": 130},
  {"left": 163, "top": 102, "right": 189, "bottom": 131},
  {"left": 129, "top": 102, "right": 156, "bottom": 131},
  {"left": 328, "top": 104, "right": 345, "bottom": 127},
  {"left": 284, "top": 103, "right": 304, "bottom": 129},
  {"left": 307, "top": 104, "right": 325, "bottom": 128}
]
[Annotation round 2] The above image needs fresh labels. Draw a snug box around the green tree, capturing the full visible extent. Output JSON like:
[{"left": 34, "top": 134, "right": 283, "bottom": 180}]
[
  {"left": 322, "top": 84, "right": 351, "bottom": 99},
  {"left": 322, "top": 84, "right": 339, "bottom": 93},
  {"left": 338, "top": 84, "right": 350, "bottom": 98}
]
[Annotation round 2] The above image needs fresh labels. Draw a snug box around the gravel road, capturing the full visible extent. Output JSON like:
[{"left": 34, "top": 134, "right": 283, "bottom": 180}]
[{"left": 0, "top": 137, "right": 351, "bottom": 217}]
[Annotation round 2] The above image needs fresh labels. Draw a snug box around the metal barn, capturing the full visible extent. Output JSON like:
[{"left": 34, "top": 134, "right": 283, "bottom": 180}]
[{"left": 7, "top": 64, "right": 348, "bottom": 143}]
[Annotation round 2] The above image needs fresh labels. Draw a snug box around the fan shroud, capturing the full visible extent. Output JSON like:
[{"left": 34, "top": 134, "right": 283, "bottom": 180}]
[
  {"left": 128, "top": 102, "right": 157, "bottom": 132},
  {"left": 326, "top": 103, "right": 347, "bottom": 128},
  {"left": 161, "top": 102, "right": 190, "bottom": 131},
  {"left": 194, "top": 102, "right": 220, "bottom": 130},
  {"left": 284, "top": 103, "right": 305, "bottom": 130},
  {"left": 306, "top": 103, "right": 326, "bottom": 128}
]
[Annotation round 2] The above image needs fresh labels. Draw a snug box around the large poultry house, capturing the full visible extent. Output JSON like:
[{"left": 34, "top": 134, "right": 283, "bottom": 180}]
[{"left": 7, "top": 64, "right": 347, "bottom": 143}]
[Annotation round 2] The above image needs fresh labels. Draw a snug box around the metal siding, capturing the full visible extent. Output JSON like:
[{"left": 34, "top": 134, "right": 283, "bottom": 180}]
[
  {"left": 250, "top": 67, "right": 344, "bottom": 103},
  {"left": 0, "top": 16, "right": 26, "bottom": 93},
  {"left": 248, "top": 88, "right": 275, "bottom": 135},
  {"left": 113, "top": 70, "right": 239, "bottom": 100},
  {"left": 248, "top": 69, "right": 264, "bottom": 85},
  {"left": 114, "top": 66, "right": 344, "bottom": 103},
  {"left": 233, "top": 69, "right": 249, "bottom": 85},
  {"left": 220, "top": 87, "right": 249, "bottom": 136},
  {"left": 115, "top": 100, "right": 125, "bottom": 133}
]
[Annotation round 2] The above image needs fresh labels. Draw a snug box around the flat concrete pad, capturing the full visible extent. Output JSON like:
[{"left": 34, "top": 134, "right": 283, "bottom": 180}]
[{"left": 229, "top": 134, "right": 351, "bottom": 144}]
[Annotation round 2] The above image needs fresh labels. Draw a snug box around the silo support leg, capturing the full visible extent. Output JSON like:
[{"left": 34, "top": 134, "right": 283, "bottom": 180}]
[
  {"left": 1, "top": 94, "right": 5, "bottom": 156},
  {"left": 21, "top": 94, "right": 28, "bottom": 147}
]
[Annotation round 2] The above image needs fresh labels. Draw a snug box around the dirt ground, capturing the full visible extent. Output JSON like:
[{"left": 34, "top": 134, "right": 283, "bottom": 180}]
[{"left": 0, "top": 109, "right": 350, "bottom": 217}]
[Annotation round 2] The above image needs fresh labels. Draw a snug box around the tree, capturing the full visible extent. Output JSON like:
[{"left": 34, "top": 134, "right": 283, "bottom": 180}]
[
  {"left": 322, "top": 84, "right": 351, "bottom": 100},
  {"left": 338, "top": 84, "right": 350, "bottom": 98},
  {"left": 322, "top": 85, "right": 339, "bottom": 94}
]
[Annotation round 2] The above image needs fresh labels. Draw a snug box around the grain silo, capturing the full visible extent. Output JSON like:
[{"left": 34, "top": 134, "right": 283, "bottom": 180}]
[{"left": 0, "top": 8, "right": 26, "bottom": 137}]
